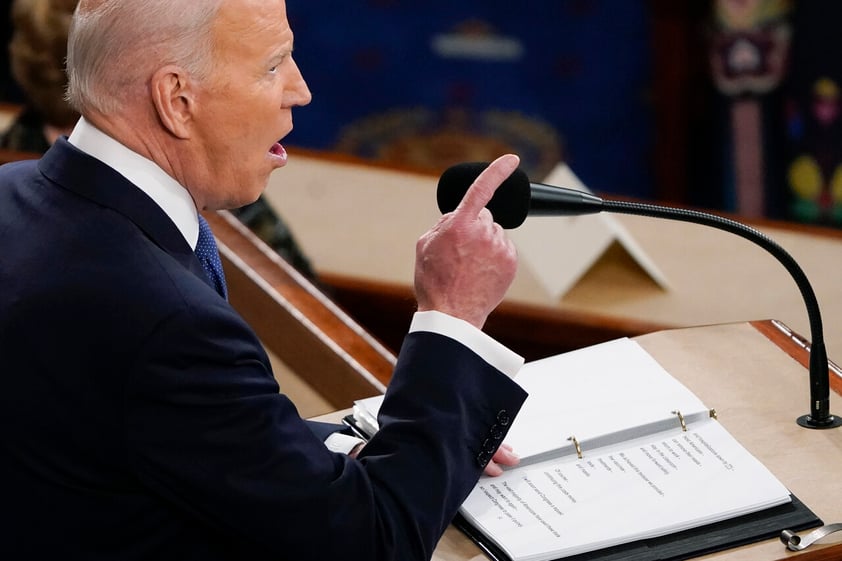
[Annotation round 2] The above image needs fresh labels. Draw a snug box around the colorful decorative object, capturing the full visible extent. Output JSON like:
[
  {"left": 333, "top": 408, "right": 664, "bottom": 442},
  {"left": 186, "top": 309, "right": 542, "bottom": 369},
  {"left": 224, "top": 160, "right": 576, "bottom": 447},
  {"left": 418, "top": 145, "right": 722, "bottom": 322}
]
[{"left": 709, "top": 0, "right": 792, "bottom": 218}]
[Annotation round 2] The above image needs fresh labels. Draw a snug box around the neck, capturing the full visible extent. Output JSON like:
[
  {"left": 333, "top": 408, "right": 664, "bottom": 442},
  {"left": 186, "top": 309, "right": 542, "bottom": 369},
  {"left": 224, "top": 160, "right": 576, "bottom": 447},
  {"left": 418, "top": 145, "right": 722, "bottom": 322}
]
[{"left": 82, "top": 110, "right": 195, "bottom": 199}]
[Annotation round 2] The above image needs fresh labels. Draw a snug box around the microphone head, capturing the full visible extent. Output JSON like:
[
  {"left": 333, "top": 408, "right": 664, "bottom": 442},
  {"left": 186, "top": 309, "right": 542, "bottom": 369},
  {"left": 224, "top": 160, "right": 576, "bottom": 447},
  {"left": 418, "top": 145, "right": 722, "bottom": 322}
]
[{"left": 437, "top": 162, "right": 531, "bottom": 229}]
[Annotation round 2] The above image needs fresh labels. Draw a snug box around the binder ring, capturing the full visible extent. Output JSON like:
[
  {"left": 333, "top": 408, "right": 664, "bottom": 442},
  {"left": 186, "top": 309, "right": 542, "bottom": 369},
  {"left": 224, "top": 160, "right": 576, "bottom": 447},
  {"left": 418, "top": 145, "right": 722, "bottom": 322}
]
[
  {"left": 568, "top": 435, "right": 583, "bottom": 459},
  {"left": 672, "top": 410, "right": 687, "bottom": 432}
]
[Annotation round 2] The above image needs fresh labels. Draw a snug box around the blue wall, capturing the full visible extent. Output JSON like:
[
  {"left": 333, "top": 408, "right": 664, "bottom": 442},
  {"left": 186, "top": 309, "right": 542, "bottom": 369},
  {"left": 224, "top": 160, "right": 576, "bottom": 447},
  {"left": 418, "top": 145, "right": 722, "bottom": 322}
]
[{"left": 285, "top": 1, "right": 654, "bottom": 198}]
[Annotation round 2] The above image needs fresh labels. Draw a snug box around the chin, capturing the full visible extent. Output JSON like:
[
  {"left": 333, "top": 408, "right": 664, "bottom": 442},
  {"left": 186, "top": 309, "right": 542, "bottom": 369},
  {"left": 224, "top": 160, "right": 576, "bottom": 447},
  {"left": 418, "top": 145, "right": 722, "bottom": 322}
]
[
  {"left": 203, "top": 187, "right": 263, "bottom": 212},
  {"left": 236, "top": 184, "right": 269, "bottom": 209}
]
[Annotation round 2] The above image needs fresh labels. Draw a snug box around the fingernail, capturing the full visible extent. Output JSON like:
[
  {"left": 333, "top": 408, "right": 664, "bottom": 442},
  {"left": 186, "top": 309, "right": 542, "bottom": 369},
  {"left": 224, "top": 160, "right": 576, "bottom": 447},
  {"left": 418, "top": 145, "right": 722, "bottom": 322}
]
[{"left": 486, "top": 463, "right": 503, "bottom": 477}]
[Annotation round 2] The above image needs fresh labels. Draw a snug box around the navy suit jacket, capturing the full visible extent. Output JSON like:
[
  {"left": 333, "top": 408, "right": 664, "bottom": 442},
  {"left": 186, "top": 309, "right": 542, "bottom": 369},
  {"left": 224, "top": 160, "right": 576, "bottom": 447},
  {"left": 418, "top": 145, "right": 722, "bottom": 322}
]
[{"left": 0, "top": 139, "right": 527, "bottom": 560}]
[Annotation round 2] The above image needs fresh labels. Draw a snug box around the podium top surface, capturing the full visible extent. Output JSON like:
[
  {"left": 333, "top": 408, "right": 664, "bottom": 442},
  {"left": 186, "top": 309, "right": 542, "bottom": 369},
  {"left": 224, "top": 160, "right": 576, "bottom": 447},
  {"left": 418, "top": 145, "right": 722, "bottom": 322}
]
[
  {"left": 266, "top": 152, "right": 842, "bottom": 362},
  {"left": 315, "top": 321, "right": 842, "bottom": 561}
]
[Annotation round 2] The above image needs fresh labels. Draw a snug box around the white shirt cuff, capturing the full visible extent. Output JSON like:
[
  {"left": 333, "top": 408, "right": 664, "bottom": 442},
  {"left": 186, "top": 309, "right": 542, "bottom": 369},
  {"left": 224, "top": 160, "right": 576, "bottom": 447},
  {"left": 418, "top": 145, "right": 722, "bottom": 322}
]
[
  {"left": 324, "top": 432, "right": 364, "bottom": 454},
  {"left": 409, "top": 311, "right": 524, "bottom": 378}
]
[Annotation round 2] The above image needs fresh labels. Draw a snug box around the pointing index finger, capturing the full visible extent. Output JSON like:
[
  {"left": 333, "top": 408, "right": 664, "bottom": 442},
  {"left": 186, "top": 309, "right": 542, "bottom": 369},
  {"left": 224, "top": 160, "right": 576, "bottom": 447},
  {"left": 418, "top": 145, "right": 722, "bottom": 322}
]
[{"left": 453, "top": 154, "right": 520, "bottom": 220}]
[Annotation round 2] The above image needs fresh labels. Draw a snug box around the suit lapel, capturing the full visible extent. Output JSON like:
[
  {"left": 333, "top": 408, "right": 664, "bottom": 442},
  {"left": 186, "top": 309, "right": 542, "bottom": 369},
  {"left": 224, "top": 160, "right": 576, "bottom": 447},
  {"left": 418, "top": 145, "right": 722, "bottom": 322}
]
[{"left": 37, "top": 138, "right": 211, "bottom": 286}]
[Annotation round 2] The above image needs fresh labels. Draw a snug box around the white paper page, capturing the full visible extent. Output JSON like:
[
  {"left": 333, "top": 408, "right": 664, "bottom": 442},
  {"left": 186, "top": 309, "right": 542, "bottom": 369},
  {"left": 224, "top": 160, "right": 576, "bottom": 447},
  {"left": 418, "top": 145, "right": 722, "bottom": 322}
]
[
  {"left": 500, "top": 338, "right": 709, "bottom": 463},
  {"left": 353, "top": 338, "right": 709, "bottom": 464},
  {"left": 541, "top": 164, "right": 671, "bottom": 291},
  {"left": 351, "top": 399, "right": 381, "bottom": 436},
  {"left": 509, "top": 164, "right": 670, "bottom": 301},
  {"left": 509, "top": 215, "right": 616, "bottom": 300},
  {"left": 460, "top": 420, "right": 791, "bottom": 561}
]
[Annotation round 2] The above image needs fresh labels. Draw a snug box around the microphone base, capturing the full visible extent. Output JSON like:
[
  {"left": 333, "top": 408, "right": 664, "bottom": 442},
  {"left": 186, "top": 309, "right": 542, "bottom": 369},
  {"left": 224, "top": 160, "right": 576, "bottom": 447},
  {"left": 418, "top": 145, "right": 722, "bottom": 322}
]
[{"left": 796, "top": 414, "right": 842, "bottom": 429}]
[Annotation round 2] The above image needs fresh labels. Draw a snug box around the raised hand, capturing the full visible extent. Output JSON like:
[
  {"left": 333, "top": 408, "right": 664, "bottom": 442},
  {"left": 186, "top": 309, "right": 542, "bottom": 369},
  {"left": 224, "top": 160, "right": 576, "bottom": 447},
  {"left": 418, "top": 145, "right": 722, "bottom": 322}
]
[{"left": 414, "top": 154, "right": 520, "bottom": 329}]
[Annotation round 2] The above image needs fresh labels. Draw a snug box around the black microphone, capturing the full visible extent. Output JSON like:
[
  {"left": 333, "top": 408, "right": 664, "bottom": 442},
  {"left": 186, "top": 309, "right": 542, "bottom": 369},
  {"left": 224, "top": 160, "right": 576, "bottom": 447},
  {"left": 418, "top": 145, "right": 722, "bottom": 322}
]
[
  {"left": 438, "top": 161, "right": 841, "bottom": 430},
  {"left": 437, "top": 162, "right": 603, "bottom": 228}
]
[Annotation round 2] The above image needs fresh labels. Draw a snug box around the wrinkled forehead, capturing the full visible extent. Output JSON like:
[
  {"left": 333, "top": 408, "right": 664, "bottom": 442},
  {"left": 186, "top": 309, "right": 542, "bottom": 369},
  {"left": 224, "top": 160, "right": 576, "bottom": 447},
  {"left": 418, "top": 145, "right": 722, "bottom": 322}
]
[
  {"left": 213, "top": 0, "right": 290, "bottom": 32},
  {"left": 210, "top": 0, "right": 293, "bottom": 54}
]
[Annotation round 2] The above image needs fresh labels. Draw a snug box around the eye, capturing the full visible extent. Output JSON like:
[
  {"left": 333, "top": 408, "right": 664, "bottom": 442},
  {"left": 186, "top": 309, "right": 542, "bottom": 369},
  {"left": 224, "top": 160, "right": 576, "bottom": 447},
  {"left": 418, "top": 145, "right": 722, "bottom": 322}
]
[{"left": 269, "top": 52, "right": 291, "bottom": 74}]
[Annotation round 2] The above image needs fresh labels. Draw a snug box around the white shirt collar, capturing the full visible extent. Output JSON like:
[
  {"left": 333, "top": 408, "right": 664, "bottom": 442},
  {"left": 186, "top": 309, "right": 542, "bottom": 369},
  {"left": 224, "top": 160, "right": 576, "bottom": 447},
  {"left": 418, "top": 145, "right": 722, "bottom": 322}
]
[{"left": 67, "top": 117, "right": 200, "bottom": 248}]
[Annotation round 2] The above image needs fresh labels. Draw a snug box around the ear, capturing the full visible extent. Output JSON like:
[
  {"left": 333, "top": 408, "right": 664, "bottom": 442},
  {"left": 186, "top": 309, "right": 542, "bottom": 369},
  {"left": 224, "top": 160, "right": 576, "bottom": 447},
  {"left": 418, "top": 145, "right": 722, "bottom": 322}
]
[{"left": 150, "top": 65, "right": 195, "bottom": 140}]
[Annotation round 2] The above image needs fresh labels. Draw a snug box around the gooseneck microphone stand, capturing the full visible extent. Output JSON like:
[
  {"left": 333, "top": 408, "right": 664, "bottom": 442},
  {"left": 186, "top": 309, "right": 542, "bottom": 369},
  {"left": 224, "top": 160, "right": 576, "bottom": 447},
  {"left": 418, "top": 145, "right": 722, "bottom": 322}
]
[
  {"left": 561, "top": 194, "right": 841, "bottom": 429},
  {"left": 440, "top": 163, "right": 841, "bottom": 430}
]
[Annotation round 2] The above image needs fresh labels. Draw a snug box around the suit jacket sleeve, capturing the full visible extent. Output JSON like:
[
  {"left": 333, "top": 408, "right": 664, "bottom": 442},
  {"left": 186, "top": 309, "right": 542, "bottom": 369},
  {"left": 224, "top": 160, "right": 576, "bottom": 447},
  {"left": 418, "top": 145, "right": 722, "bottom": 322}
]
[{"left": 126, "top": 297, "right": 527, "bottom": 561}]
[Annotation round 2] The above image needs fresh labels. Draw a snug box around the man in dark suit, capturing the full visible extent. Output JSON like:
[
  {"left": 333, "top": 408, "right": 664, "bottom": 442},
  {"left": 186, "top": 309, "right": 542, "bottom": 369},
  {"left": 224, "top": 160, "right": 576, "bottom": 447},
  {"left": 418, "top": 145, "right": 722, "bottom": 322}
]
[{"left": 0, "top": 1, "right": 528, "bottom": 560}]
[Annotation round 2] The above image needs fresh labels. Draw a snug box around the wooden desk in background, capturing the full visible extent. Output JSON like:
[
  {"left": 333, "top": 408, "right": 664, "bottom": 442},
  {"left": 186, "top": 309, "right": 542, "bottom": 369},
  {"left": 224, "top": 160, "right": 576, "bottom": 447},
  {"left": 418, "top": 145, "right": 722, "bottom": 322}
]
[
  {"left": 315, "top": 321, "right": 842, "bottom": 561},
  {"left": 266, "top": 150, "right": 842, "bottom": 362}
]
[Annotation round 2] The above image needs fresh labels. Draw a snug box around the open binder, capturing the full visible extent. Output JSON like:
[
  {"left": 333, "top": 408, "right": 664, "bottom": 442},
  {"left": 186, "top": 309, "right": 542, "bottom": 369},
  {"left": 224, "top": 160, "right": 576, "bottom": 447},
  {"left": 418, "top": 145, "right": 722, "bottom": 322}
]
[
  {"left": 347, "top": 337, "right": 822, "bottom": 561},
  {"left": 451, "top": 495, "right": 818, "bottom": 561}
]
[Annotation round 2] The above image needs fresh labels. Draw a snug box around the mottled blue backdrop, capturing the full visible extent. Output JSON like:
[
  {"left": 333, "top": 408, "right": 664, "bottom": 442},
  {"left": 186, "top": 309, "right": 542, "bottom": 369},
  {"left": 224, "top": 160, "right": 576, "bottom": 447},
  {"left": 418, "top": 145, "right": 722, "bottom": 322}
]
[{"left": 285, "top": 1, "right": 653, "bottom": 198}]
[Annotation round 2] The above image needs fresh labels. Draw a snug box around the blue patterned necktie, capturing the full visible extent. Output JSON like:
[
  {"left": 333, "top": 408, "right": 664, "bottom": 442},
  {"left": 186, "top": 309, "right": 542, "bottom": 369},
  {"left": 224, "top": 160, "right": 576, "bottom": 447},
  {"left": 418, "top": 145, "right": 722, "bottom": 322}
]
[{"left": 195, "top": 215, "right": 228, "bottom": 299}]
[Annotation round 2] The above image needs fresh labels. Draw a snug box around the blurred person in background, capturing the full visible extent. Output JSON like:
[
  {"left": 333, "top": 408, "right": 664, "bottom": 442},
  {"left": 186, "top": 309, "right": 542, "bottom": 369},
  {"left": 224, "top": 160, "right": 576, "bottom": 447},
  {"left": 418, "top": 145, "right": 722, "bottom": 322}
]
[{"left": 1, "top": 0, "right": 77, "bottom": 151}]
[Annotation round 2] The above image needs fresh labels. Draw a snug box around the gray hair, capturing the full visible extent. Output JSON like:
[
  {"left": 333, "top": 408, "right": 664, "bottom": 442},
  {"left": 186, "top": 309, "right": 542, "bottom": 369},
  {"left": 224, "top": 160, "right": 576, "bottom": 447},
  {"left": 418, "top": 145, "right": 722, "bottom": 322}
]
[{"left": 65, "top": 0, "right": 223, "bottom": 115}]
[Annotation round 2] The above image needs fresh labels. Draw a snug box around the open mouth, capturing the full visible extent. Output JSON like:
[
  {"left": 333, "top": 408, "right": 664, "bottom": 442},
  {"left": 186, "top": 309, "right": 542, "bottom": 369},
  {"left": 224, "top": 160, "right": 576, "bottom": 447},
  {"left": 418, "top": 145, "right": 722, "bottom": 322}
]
[{"left": 269, "top": 142, "right": 288, "bottom": 164}]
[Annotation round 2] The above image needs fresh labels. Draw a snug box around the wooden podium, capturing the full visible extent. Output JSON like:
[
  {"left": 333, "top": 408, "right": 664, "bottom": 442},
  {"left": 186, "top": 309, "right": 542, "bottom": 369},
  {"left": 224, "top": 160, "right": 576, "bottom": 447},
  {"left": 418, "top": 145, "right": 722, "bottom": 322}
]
[
  {"left": 210, "top": 187, "right": 842, "bottom": 559},
  {"left": 1, "top": 110, "right": 837, "bottom": 558},
  {"left": 318, "top": 320, "right": 842, "bottom": 561}
]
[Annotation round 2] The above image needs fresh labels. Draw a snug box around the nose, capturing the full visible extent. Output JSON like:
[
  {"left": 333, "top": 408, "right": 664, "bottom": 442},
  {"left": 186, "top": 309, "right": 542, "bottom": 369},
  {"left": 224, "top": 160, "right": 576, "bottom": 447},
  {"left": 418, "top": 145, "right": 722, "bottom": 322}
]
[{"left": 284, "top": 56, "right": 312, "bottom": 107}]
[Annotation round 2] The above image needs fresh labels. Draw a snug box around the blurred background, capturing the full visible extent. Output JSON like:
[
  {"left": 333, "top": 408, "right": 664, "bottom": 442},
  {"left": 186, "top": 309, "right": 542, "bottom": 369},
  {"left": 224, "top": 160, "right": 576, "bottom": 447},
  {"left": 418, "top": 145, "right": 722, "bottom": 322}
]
[{"left": 3, "top": 0, "right": 842, "bottom": 227}]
